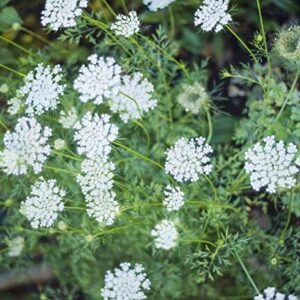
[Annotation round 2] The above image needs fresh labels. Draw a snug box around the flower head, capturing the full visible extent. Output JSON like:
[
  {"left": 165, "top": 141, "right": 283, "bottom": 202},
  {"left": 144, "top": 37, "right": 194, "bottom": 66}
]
[
  {"left": 41, "top": 0, "right": 88, "bottom": 31},
  {"left": 245, "top": 136, "right": 299, "bottom": 194},
  {"left": 275, "top": 26, "right": 300, "bottom": 63},
  {"left": 74, "top": 54, "right": 122, "bottom": 105},
  {"left": 54, "top": 139, "right": 66, "bottom": 150},
  {"left": 194, "top": 0, "right": 232, "bottom": 33},
  {"left": 6, "top": 236, "right": 25, "bottom": 257},
  {"left": 163, "top": 185, "right": 185, "bottom": 212},
  {"left": 18, "top": 64, "right": 65, "bottom": 116},
  {"left": 77, "top": 159, "right": 119, "bottom": 225},
  {"left": 7, "top": 97, "right": 22, "bottom": 115},
  {"left": 101, "top": 262, "right": 151, "bottom": 300},
  {"left": 165, "top": 137, "right": 213, "bottom": 182},
  {"left": 110, "top": 72, "right": 157, "bottom": 123},
  {"left": 254, "top": 287, "right": 298, "bottom": 300},
  {"left": 59, "top": 107, "right": 78, "bottom": 129},
  {"left": 111, "top": 11, "right": 140, "bottom": 37},
  {"left": 74, "top": 112, "right": 118, "bottom": 159},
  {"left": 151, "top": 219, "right": 178, "bottom": 250},
  {"left": 20, "top": 178, "right": 65, "bottom": 228},
  {"left": 143, "top": 0, "right": 176, "bottom": 11},
  {"left": 178, "top": 83, "right": 210, "bottom": 114},
  {"left": 0, "top": 117, "right": 52, "bottom": 175}
]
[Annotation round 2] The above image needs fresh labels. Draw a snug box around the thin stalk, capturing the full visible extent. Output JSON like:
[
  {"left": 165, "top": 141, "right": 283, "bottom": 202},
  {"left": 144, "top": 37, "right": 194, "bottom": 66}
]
[
  {"left": 233, "top": 249, "right": 260, "bottom": 294},
  {"left": 203, "top": 175, "right": 217, "bottom": 200},
  {"left": 0, "top": 119, "right": 8, "bottom": 130},
  {"left": 65, "top": 206, "right": 85, "bottom": 211},
  {"left": 0, "top": 36, "right": 32, "bottom": 55},
  {"left": 102, "top": 0, "right": 117, "bottom": 17},
  {"left": 113, "top": 141, "right": 164, "bottom": 171},
  {"left": 137, "top": 33, "right": 189, "bottom": 78},
  {"left": 275, "top": 73, "right": 299, "bottom": 122},
  {"left": 120, "top": 0, "right": 128, "bottom": 14},
  {"left": 256, "top": 0, "right": 271, "bottom": 76},
  {"left": 225, "top": 25, "right": 258, "bottom": 65},
  {"left": 20, "top": 26, "right": 50, "bottom": 44},
  {"left": 132, "top": 119, "right": 151, "bottom": 150},
  {"left": 44, "top": 165, "right": 77, "bottom": 175},
  {"left": 0, "top": 64, "right": 25, "bottom": 77},
  {"left": 52, "top": 150, "right": 82, "bottom": 162},
  {"left": 183, "top": 239, "right": 216, "bottom": 247},
  {"left": 205, "top": 107, "right": 213, "bottom": 143}
]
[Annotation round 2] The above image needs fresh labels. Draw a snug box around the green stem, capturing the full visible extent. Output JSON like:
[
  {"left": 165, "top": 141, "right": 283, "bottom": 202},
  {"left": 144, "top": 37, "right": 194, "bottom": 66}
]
[
  {"left": 65, "top": 206, "right": 85, "bottom": 211},
  {"left": 233, "top": 249, "right": 260, "bottom": 294},
  {"left": 203, "top": 175, "right": 217, "bottom": 200},
  {"left": 0, "top": 64, "right": 26, "bottom": 77},
  {"left": 0, "top": 119, "right": 8, "bottom": 130},
  {"left": 120, "top": 0, "right": 128, "bottom": 14},
  {"left": 20, "top": 26, "right": 50, "bottom": 44},
  {"left": 102, "top": 0, "right": 117, "bottom": 17},
  {"left": 183, "top": 239, "right": 216, "bottom": 247},
  {"left": 275, "top": 73, "right": 299, "bottom": 122},
  {"left": 44, "top": 165, "right": 77, "bottom": 175},
  {"left": 205, "top": 107, "right": 213, "bottom": 143},
  {"left": 132, "top": 119, "right": 151, "bottom": 150},
  {"left": 0, "top": 35, "right": 32, "bottom": 55},
  {"left": 256, "top": 0, "right": 271, "bottom": 76},
  {"left": 52, "top": 150, "right": 82, "bottom": 162},
  {"left": 225, "top": 25, "right": 258, "bottom": 65},
  {"left": 137, "top": 33, "right": 189, "bottom": 78},
  {"left": 113, "top": 141, "right": 164, "bottom": 171}
]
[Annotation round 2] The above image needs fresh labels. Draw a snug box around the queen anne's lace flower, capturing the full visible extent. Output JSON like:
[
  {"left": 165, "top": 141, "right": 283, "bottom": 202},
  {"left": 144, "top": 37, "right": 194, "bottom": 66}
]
[
  {"left": 7, "top": 97, "right": 22, "bottom": 115},
  {"left": 178, "top": 83, "right": 210, "bottom": 115},
  {"left": 254, "top": 287, "right": 298, "bottom": 300},
  {"left": 111, "top": 11, "right": 140, "bottom": 38},
  {"left": 101, "top": 262, "right": 151, "bottom": 300},
  {"left": 74, "top": 112, "right": 118, "bottom": 159},
  {"left": 110, "top": 73, "right": 157, "bottom": 123},
  {"left": 245, "top": 136, "right": 299, "bottom": 194},
  {"left": 54, "top": 139, "right": 66, "bottom": 150},
  {"left": 74, "top": 54, "right": 122, "bottom": 105},
  {"left": 151, "top": 219, "right": 178, "bottom": 250},
  {"left": 165, "top": 137, "right": 213, "bottom": 182},
  {"left": 143, "top": 0, "right": 176, "bottom": 11},
  {"left": 0, "top": 117, "right": 52, "bottom": 175},
  {"left": 20, "top": 178, "right": 65, "bottom": 228},
  {"left": 59, "top": 107, "right": 78, "bottom": 129},
  {"left": 18, "top": 64, "right": 65, "bottom": 116},
  {"left": 6, "top": 236, "right": 25, "bottom": 257},
  {"left": 194, "top": 0, "right": 232, "bottom": 33},
  {"left": 163, "top": 185, "right": 185, "bottom": 212},
  {"left": 77, "top": 159, "right": 119, "bottom": 225},
  {"left": 41, "top": 0, "right": 88, "bottom": 31}
]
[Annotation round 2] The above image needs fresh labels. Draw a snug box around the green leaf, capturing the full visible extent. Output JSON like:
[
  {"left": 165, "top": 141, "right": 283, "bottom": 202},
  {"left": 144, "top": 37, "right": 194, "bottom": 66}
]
[{"left": 0, "top": 6, "right": 22, "bottom": 32}]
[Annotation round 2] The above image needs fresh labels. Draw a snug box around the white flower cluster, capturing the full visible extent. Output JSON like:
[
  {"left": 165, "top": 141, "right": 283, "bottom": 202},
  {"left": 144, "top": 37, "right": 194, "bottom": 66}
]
[
  {"left": 101, "top": 262, "right": 151, "bottom": 300},
  {"left": 59, "top": 107, "right": 78, "bottom": 129},
  {"left": 20, "top": 178, "right": 65, "bottom": 228},
  {"left": 7, "top": 97, "right": 22, "bottom": 115},
  {"left": 74, "top": 112, "right": 118, "bottom": 159},
  {"left": 165, "top": 137, "right": 213, "bottom": 182},
  {"left": 41, "top": 0, "right": 88, "bottom": 31},
  {"left": 151, "top": 219, "right": 178, "bottom": 250},
  {"left": 254, "top": 287, "right": 298, "bottom": 300},
  {"left": 143, "top": 0, "right": 176, "bottom": 11},
  {"left": 18, "top": 64, "right": 65, "bottom": 116},
  {"left": 194, "top": 0, "right": 232, "bottom": 33},
  {"left": 0, "top": 117, "right": 52, "bottom": 175},
  {"left": 110, "top": 72, "right": 157, "bottom": 123},
  {"left": 77, "top": 159, "right": 119, "bottom": 225},
  {"left": 245, "top": 136, "right": 299, "bottom": 194},
  {"left": 6, "top": 236, "right": 25, "bottom": 257},
  {"left": 74, "top": 54, "right": 122, "bottom": 105},
  {"left": 111, "top": 11, "right": 140, "bottom": 38},
  {"left": 163, "top": 185, "right": 185, "bottom": 212}
]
